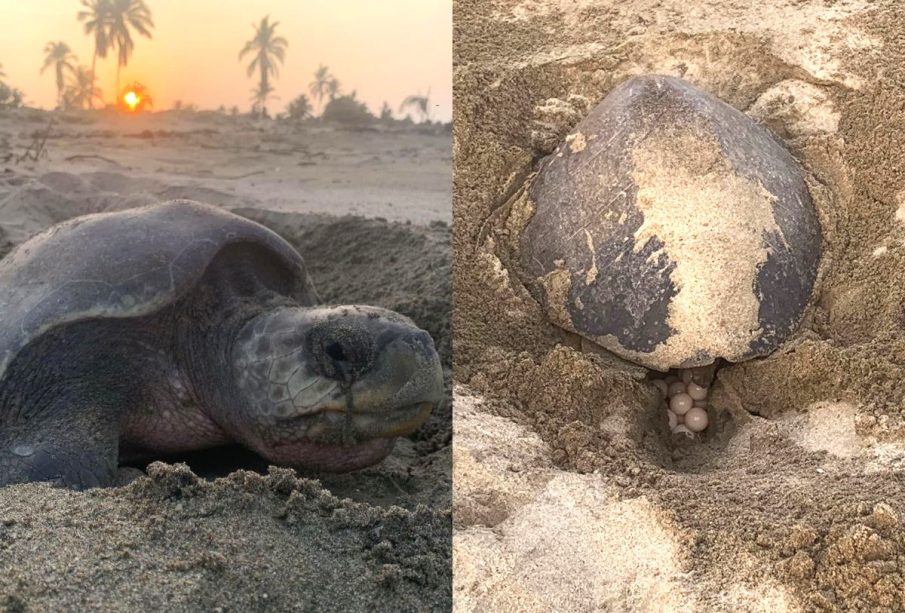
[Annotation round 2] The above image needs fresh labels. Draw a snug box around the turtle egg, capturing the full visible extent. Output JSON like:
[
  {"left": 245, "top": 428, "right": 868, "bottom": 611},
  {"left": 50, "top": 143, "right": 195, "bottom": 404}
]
[
  {"left": 687, "top": 383, "right": 708, "bottom": 401},
  {"left": 684, "top": 407, "right": 709, "bottom": 432},
  {"left": 667, "top": 381, "right": 686, "bottom": 397},
  {"left": 670, "top": 393, "right": 693, "bottom": 415},
  {"left": 673, "top": 424, "right": 692, "bottom": 436},
  {"left": 667, "top": 410, "right": 678, "bottom": 429},
  {"left": 681, "top": 369, "right": 693, "bottom": 384}
]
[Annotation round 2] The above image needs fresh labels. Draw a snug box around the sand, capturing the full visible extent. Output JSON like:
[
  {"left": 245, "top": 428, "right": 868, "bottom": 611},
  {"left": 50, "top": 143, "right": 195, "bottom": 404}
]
[
  {"left": 0, "top": 109, "right": 451, "bottom": 609},
  {"left": 454, "top": 0, "right": 905, "bottom": 610}
]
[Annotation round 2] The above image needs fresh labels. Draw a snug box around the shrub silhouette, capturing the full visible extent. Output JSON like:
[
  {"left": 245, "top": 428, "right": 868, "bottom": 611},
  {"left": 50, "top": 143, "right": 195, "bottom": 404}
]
[
  {"left": 322, "top": 92, "right": 373, "bottom": 125},
  {"left": 287, "top": 94, "right": 312, "bottom": 120},
  {"left": 0, "top": 83, "right": 24, "bottom": 109}
]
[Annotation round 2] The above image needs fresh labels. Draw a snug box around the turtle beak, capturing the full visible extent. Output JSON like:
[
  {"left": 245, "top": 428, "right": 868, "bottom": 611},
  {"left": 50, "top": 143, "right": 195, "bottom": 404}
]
[
  {"left": 344, "top": 329, "right": 444, "bottom": 438},
  {"left": 232, "top": 306, "right": 443, "bottom": 472},
  {"left": 253, "top": 317, "right": 443, "bottom": 473},
  {"left": 302, "top": 306, "right": 444, "bottom": 439},
  {"left": 279, "top": 326, "right": 442, "bottom": 449}
]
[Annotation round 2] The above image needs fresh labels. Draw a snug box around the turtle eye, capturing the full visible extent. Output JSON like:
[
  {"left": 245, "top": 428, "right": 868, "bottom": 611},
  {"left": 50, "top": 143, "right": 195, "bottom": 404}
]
[
  {"left": 325, "top": 342, "right": 347, "bottom": 363},
  {"left": 308, "top": 320, "right": 375, "bottom": 381}
]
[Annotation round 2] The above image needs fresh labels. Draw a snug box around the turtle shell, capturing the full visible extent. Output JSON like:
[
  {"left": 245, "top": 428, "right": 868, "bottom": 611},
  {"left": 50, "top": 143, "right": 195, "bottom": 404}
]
[
  {"left": 518, "top": 75, "right": 821, "bottom": 371},
  {"left": 0, "top": 200, "right": 317, "bottom": 382}
]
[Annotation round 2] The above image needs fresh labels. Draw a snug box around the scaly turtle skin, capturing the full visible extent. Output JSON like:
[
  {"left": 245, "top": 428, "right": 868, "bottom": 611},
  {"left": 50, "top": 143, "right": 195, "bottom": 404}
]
[
  {"left": 517, "top": 75, "right": 821, "bottom": 371},
  {"left": 0, "top": 201, "right": 444, "bottom": 488}
]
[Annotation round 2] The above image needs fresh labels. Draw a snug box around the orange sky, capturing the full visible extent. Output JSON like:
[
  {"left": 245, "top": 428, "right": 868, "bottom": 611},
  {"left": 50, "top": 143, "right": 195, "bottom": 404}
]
[{"left": 0, "top": 0, "right": 452, "bottom": 120}]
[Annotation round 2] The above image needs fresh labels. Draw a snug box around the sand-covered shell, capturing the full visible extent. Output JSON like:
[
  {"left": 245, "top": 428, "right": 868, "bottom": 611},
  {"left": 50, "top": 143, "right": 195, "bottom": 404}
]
[{"left": 518, "top": 75, "right": 821, "bottom": 371}]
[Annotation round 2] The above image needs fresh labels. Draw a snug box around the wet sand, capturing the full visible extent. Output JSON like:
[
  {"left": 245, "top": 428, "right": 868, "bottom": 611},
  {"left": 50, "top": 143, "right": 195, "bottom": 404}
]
[
  {"left": 454, "top": 0, "right": 905, "bottom": 610},
  {"left": 0, "top": 109, "right": 451, "bottom": 610}
]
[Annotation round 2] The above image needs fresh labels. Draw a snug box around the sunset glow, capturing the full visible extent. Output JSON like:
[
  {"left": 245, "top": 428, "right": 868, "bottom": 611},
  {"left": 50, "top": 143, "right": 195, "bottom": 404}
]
[
  {"left": 123, "top": 90, "right": 140, "bottom": 111},
  {"left": 0, "top": 1, "right": 452, "bottom": 120}
]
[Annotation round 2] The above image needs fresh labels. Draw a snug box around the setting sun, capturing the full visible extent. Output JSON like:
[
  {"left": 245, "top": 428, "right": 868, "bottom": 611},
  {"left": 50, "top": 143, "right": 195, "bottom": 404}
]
[
  {"left": 119, "top": 82, "right": 152, "bottom": 112},
  {"left": 123, "top": 90, "right": 139, "bottom": 110}
]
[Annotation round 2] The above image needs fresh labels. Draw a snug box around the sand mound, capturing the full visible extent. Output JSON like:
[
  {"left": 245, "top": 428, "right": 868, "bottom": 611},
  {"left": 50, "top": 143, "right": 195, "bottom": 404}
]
[
  {"left": 0, "top": 168, "right": 451, "bottom": 609},
  {"left": 454, "top": 0, "right": 905, "bottom": 609},
  {"left": 0, "top": 466, "right": 448, "bottom": 611}
]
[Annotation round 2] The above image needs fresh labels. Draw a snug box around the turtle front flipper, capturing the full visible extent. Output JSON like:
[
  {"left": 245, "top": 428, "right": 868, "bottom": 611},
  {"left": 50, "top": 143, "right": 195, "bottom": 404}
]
[{"left": 0, "top": 410, "right": 120, "bottom": 489}]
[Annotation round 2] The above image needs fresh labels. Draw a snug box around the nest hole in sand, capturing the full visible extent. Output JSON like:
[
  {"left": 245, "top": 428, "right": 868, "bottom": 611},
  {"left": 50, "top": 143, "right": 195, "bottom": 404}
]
[{"left": 635, "top": 363, "right": 740, "bottom": 473}]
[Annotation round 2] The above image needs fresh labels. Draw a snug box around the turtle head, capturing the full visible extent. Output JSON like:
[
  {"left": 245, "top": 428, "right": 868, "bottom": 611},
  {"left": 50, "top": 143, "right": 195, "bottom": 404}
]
[{"left": 227, "top": 305, "right": 443, "bottom": 472}]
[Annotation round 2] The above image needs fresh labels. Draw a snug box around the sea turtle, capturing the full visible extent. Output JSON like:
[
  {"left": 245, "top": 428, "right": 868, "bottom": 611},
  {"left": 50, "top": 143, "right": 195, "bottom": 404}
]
[
  {"left": 515, "top": 75, "right": 821, "bottom": 371},
  {"left": 0, "top": 200, "right": 444, "bottom": 488}
]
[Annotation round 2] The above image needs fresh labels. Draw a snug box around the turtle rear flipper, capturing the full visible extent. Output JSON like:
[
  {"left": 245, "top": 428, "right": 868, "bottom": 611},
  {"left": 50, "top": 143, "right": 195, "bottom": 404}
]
[
  {"left": 1, "top": 444, "right": 118, "bottom": 489},
  {"left": 20, "top": 447, "right": 114, "bottom": 489},
  {"left": 0, "top": 320, "right": 126, "bottom": 490},
  {"left": 1, "top": 411, "right": 119, "bottom": 489}
]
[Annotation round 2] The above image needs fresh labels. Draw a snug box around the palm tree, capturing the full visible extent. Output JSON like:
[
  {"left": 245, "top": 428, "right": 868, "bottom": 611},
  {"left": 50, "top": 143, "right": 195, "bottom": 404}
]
[
  {"left": 249, "top": 82, "right": 277, "bottom": 118},
  {"left": 240, "top": 16, "right": 287, "bottom": 119},
  {"left": 327, "top": 77, "right": 341, "bottom": 102},
  {"left": 400, "top": 88, "right": 432, "bottom": 123},
  {"left": 64, "top": 65, "right": 103, "bottom": 109},
  {"left": 107, "top": 0, "right": 154, "bottom": 101},
  {"left": 40, "top": 42, "right": 78, "bottom": 109},
  {"left": 308, "top": 64, "right": 339, "bottom": 111},
  {"left": 77, "top": 0, "right": 112, "bottom": 109}
]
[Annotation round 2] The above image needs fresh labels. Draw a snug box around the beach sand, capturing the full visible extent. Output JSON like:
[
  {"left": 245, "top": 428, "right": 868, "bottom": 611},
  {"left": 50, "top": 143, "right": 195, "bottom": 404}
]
[
  {"left": 0, "top": 109, "right": 451, "bottom": 610},
  {"left": 453, "top": 0, "right": 905, "bottom": 610}
]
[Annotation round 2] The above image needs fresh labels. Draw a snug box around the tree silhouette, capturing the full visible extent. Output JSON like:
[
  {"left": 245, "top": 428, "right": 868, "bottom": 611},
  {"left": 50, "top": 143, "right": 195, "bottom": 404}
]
[
  {"left": 40, "top": 42, "right": 77, "bottom": 109},
  {"left": 327, "top": 77, "right": 341, "bottom": 101},
  {"left": 64, "top": 65, "right": 103, "bottom": 109},
  {"left": 0, "top": 83, "right": 25, "bottom": 109},
  {"left": 400, "top": 87, "right": 432, "bottom": 123},
  {"left": 0, "top": 63, "right": 24, "bottom": 109},
  {"left": 309, "top": 65, "right": 339, "bottom": 116},
  {"left": 240, "top": 16, "right": 287, "bottom": 118},
  {"left": 287, "top": 94, "right": 312, "bottom": 120},
  {"left": 108, "top": 0, "right": 154, "bottom": 101},
  {"left": 379, "top": 101, "right": 393, "bottom": 122},
  {"left": 77, "top": 0, "right": 112, "bottom": 108},
  {"left": 249, "top": 82, "right": 277, "bottom": 118},
  {"left": 322, "top": 92, "right": 374, "bottom": 126}
]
